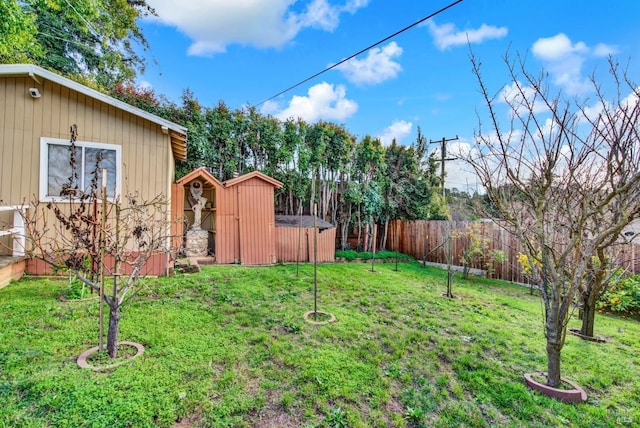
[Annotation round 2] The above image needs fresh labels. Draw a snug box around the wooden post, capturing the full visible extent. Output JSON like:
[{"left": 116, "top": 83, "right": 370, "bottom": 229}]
[
  {"left": 313, "top": 204, "right": 318, "bottom": 318},
  {"left": 12, "top": 208, "right": 26, "bottom": 257},
  {"left": 99, "top": 169, "right": 107, "bottom": 352},
  {"left": 296, "top": 205, "right": 302, "bottom": 276},
  {"left": 371, "top": 223, "right": 377, "bottom": 272}
]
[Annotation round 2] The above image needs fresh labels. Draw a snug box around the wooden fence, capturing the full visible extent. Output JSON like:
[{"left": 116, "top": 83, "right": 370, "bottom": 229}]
[
  {"left": 387, "top": 220, "right": 640, "bottom": 282},
  {"left": 276, "top": 226, "right": 336, "bottom": 263}
]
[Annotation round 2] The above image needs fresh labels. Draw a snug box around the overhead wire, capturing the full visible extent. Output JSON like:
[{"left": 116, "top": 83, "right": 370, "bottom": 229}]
[
  {"left": 63, "top": 0, "right": 101, "bottom": 38},
  {"left": 253, "top": 0, "right": 465, "bottom": 108}
]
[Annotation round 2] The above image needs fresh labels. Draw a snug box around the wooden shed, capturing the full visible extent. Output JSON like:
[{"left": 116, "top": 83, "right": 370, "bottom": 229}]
[
  {"left": 0, "top": 64, "right": 187, "bottom": 281},
  {"left": 275, "top": 215, "right": 336, "bottom": 263},
  {"left": 174, "top": 168, "right": 283, "bottom": 265}
]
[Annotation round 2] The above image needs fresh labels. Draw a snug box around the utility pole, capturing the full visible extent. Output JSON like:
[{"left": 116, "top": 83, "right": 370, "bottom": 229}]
[{"left": 430, "top": 136, "right": 458, "bottom": 197}]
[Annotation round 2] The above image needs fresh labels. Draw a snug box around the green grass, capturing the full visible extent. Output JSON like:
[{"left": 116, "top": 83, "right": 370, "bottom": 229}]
[{"left": 1, "top": 263, "right": 639, "bottom": 427}]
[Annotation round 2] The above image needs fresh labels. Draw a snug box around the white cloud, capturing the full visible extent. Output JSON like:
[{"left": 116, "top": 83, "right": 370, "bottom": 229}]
[
  {"left": 336, "top": 42, "right": 402, "bottom": 85},
  {"left": 532, "top": 33, "right": 619, "bottom": 96},
  {"left": 593, "top": 43, "right": 617, "bottom": 57},
  {"left": 426, "top": 20, "right": 507, "bottom": 51},
  {"left": 263, "top": 82, "right": 358, "bottom": 123},
  {"left": 578, "top": 100, "right": 609, "bottom": 125},
  {"left": 377, "top": 120, "right": 412, "bottom": 146},
  {"left": 342, "top": 0, "right": 369, "bottom": 13},
  {"left": 298, "top": 0, "right": 339, "bottom": 31},
  {"left": 146, "top": 0, "right": 369, "bottom": 56},
  {"left": 500, "top": 81, "right": 549, "bottom": 116},
  {"left": 532, "top": 33, "right": 588, "bottom": 61}
]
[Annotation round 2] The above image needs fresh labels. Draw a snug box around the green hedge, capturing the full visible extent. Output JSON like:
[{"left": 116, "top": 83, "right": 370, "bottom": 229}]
[{"left": 335, "top": 250, "right": 414, "bottom": 261}]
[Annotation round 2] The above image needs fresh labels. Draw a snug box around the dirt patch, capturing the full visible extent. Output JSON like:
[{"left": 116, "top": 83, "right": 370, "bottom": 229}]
[{"left": 172, "top": 414, "right": 201, "bottom": 427}]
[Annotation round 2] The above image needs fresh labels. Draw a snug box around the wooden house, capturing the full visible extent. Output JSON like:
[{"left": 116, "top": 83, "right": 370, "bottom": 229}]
[{"left": 0, "top": 64, "right": 187, "bottom": 285}]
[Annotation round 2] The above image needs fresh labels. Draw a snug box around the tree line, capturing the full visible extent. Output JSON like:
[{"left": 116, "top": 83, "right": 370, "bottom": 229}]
[{"left": 111, "top": 85, "right": 450, "bottom": 250}]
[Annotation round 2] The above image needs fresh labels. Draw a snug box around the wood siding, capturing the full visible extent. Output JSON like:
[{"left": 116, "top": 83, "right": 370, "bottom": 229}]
[
  {"left": 216, "top": 182, "right": 239, "bottom": 264},
  {"left": 26, "top": 252, "right": 169, "bottom": 276},
  {"left": 276, "top": 227, "right": 336, "bottom": 263},
  {"left": 237, "top": 178, "right": 276, "bottom": 265},
  {"left": 1, "top": 77, "right": 173, "bottom": 206},
  {"left": 170, "top": 183, "right": 185, "bottom": 252},
  {"left": 1, "top": 76, "right": 176, "bottom": 275}
]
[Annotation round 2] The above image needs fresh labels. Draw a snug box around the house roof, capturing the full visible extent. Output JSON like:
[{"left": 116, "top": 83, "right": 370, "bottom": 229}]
[
  {"left": 275, "top": 215, "right": 335, "bottom": 230},
  {"left": 223, "top": 171, "right": 283, "bottom": 189},
  {"left": 0, "top": 64, "right": 188, "bottom": 161},
  {"left": 175, "top": 166, "right": 224, "bottom": 188}
]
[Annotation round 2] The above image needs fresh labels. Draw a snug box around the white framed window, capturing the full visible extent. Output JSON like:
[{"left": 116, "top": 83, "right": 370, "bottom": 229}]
[{"left": 39, "top": 137, "right": 122, "bottom": 201}]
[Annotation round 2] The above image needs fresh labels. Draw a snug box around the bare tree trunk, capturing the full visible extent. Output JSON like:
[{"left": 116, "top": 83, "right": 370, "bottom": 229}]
[
  {"left": 381, "top": 217, "right": 389, "bottom": 250},
  {"left": 546, "top": 341, "right": 562, "bottom": 387},
  {"left": 107, "top": 303, "right": 120, "bottom": 358},
  {"left": 545, "top": 308, "right": 563, "bottom": 387},
  {"left": 356, "top": 207, "right": 362, "bottom": 250},
  {"left": 580, "top": 294, "right": 597, "bottom": 337}
]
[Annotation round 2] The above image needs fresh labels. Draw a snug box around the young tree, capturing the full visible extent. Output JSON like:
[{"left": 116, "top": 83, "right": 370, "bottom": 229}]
[
  {"left": 23, "top": 125, "right": 175, "bottom": 358},
  {"left": 353, "top": 136, "right": 386, "bottom": 251},
  {"left": 453, "top": 223, "right": 505, "bottom": 280},
  {"left": 464, "top": 53, "right": 640, "bottom": 387}
]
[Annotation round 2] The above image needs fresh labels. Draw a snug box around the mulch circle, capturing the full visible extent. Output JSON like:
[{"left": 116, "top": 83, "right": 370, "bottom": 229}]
[
  {"left": 568, "top": 328, "right": 607, "bottom": 343},
  {"left": 303, "top": 310, "right": 337, "bottom": 325},
  {"left": 524, "top": 372, "right": 588, "bottom": 403},
  {"left": 77, "top": 341, "right": 145, "bottom": 371}
]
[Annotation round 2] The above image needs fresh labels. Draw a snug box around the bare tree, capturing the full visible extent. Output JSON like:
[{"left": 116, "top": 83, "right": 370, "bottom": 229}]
[
  {"left": 23, "top": 125, "right": 176, "bottom": 358},
  {"left": 464, "top": 53, "right": 640, "bottom": 387}
]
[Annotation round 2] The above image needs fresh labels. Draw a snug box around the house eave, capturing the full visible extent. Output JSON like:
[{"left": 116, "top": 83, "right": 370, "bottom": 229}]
[{"left": 0, "top": 64, "right": 188, "bottom": 161}]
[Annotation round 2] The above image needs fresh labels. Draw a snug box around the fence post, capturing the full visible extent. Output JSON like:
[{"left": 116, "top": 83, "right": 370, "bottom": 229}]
[{"left": 13, "top": 208, "right": 26, "bottom": 257}]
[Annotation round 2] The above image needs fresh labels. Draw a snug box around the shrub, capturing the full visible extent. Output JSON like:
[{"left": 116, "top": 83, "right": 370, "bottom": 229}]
[
  {"left": 454, "top": 224, "right": 505, "bottom": 279},
  {"left": 335, "top": 250, "right": 414, "bottom": 262},
  {"left": 597, "top": 275, "right": 640, "bottom": 317},
  {"left": 335, "top": 250, "right": 358, "bottom": 261}
]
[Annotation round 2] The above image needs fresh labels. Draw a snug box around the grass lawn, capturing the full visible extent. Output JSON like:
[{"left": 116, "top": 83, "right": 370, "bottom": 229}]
[{"left": 1, "top": 262, "right": 639, "bottom": 427}]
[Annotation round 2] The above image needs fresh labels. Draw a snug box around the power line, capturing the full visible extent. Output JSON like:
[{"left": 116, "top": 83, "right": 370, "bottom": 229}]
[
  {"left": 253, "top": 0, "right": 465, "bottom": 107},
  {"left": 64, "top": 0, "right": 100, "bottom": 38}
]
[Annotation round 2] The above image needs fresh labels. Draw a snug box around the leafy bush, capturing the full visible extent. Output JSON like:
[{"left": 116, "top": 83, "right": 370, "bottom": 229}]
[
  {"left": 377, "top": 250, "right": 413, "bottom": 261},
  {"left": 597, "top": 275, "right": 640, "bottom": 317},
  {"left": 335, "top": 250, "right": 359, "bottom": 261},
  {"left": 454, "top": 224, "right": 505, "bottom": 279}
]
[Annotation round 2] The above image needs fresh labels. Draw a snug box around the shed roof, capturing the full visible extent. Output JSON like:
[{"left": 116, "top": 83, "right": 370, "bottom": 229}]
[
  {"left": 275, "top": 215, "right": 335, "bottom": 230},
  {"left": 175, "top": 166, "right": 224, "bottom": 188},
  {"left": 0, "top": 64, "right": 188, "bottom": 161},
  {"left": 224, "top": 171, "right": 283, "bottom": 189}
]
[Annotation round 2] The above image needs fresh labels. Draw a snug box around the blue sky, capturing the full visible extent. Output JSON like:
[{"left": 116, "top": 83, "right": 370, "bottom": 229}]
[{"left": 138, "top": 0, "right": 640, "bottom": 191}]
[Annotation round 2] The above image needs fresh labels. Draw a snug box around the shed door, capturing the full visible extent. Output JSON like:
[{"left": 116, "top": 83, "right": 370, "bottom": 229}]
[{"left": 237, "top": 183, "right": 275, "bottom": 265}]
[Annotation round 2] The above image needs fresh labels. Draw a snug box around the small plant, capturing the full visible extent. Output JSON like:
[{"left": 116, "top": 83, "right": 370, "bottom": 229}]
[
  {"left": 60, "top": 277, "right": 92, "bottom": 300},
  {"left": 454, "top": 224, "right": 505, "bottom": 279},
  {"left": 404, "top": 406, "right": 425, "bottom": 425},
  {"left": 324, "top": 406, "right": 348, "bottom": 428}
]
